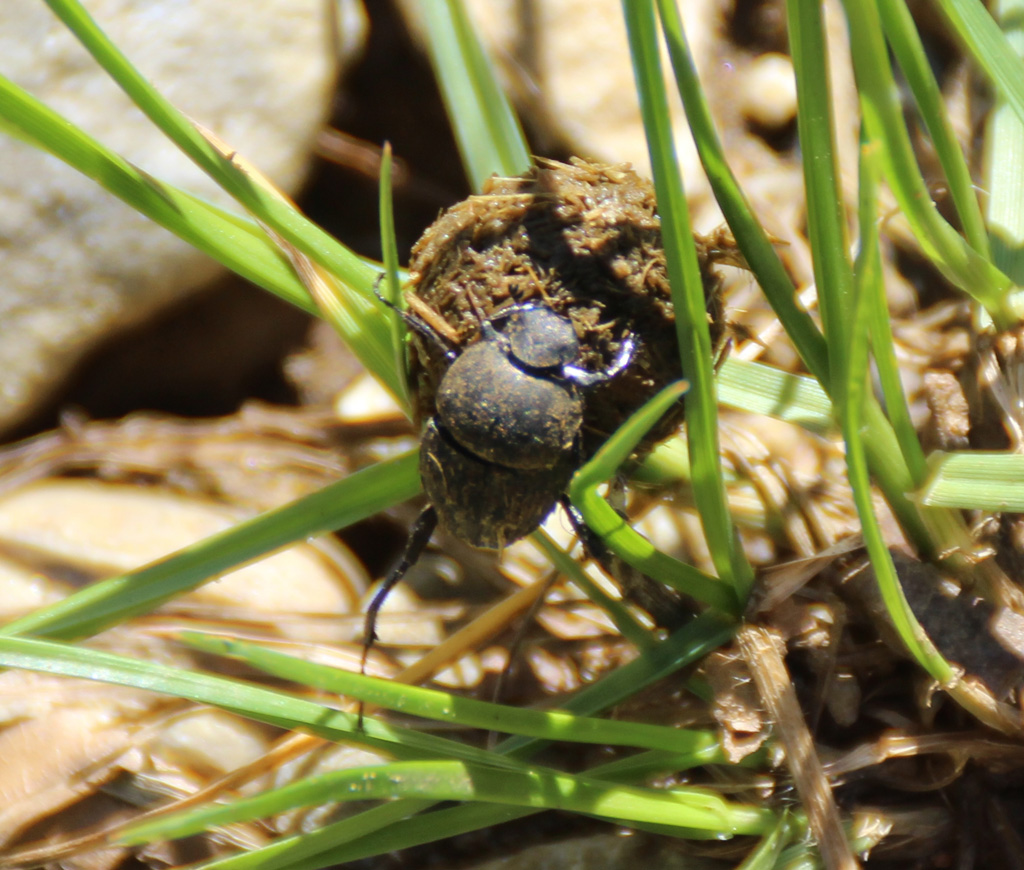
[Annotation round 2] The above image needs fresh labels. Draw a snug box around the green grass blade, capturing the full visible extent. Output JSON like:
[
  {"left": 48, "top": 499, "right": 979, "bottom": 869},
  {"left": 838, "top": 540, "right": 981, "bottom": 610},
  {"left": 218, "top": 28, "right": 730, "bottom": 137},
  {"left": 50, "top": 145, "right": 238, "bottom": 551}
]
[
  {"left": 569, "top": 382, "right": 738, "bottom": 613},
  {"left": 181, "top": 613, "right": 735, "bottom": 870},
  {"left": 419, "top": 0, "right": 531, "bottom": 190},
  {"left": 123, "top": 758, "right": 774, "bottom": 844},
  {"left": 574, "top": 383, "right": 690, "bottom": 490},
  {"left": 582, "top": 746, "right": 737, "bottom": 782},
  {"left": 866, "top": 302, "right": 929, "bottom": 486},
  {"left": 283, "top": 617, "right": 738, "bottom": 869},
  {"left": 880, "top": 0, "right": 989, "bottom": 256},
  {"left": 501, "top": 610, "right": 737, "bottom": 757},
  {"left": 844, "top": 0, "right": 1014, "bottom": 326},
  {"left": 0, "top": 637, "right": 670, "bottom": 858},
  {"left": 378, "top": 143, "right": 412, "bottom": 412},
  {"left": 2, "top": 635, "right": 715, "bottom": 858},
  {"left": 530, "top": 529, "right": 658, "bottom": 650},
  {"left": 787, "top": 0, "right": 934, "bottom": 553},
  {"left": 717, "top": 358, "right": 834, "bottom": 433},
  {"left": 984, "top": 0, "right": 1024, "bottom": 286},
  {"left": 197, "top": 801, "right": 446, "bottom": 870},
  {"left": 655, "top": 0, "right": 937, "bottom": 559},
  {"left": 40, "top": 0, "right": 373, "bottom": 284},
  {"left": 200, "top": 804, "right": 527, "bottom": 870},
  {"left": 855, "top": 138, "right": 928, "bottom": 485},
  {"left": 568, "top": 485, "right": 732, "bottom": 613},
  {"left": 189, "top": 612, "right": 736, "bottom": 870},
  {"left": 11, "top": 631, "right": 746, "bottom": 855},
  {"left": 659, "top": 0, "right": 931, "bottom": 559},
  {"left": 848, "top": 134, "right": 953, "bottom": 684},
  {"left": 0, "top": 73, "right": 318, "bottom": 315},
  {"left": 0, "top": 452, "right": 420, "bottom": 641},
  {"left": 790, "top": 0, "right": 950, "bottom": 691},
  {"left": 862, "top": 400, "right": 935, "bottom": 553},
  {"left": 36, "top": 0, "right": 405, "bottom": 394},
  {"left": 788, "top": 0, "right": 854, "bottom": 370},
  {"left": 4, "top": 590, "right": 734, "bottom": 761},
  {"left": 655, "top": 0, "right": 829, "bottom": 383},
  {"left": 623, "top": 0, "right": 753, "bottom": 603},
  {"left": 843, "top": 84, "right": 1018, "bottom": 736},
  {"left": 735, "top": 811, "right": 797, "bottom": 870},
  {"left": 183, "top": 633, "right": 719, "bottom": 755},
  {"left": 921, "top": 451, "right": 1024, "bottom": 509},
  {"left": 0, "top": 635, "right": 530, "bottom": 772},
  {"left": 937, "top": 0, "right": 1024, "bottom": 133},
  {"left": 0, "top": 615, "right": 739, "bottom": 866}
]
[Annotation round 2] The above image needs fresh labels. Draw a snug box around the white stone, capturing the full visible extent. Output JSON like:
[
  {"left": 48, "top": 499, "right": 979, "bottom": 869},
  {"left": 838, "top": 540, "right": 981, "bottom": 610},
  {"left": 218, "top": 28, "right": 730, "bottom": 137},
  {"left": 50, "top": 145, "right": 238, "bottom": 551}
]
[
  {"left": 0, "top": 478, "right": 369, "bottom": 636},
  {"left": 0, "top": 0, "right": 365, "bottom": 430},
  {"left": 739, "top": 53, "right": 798, "bottom": 129}
]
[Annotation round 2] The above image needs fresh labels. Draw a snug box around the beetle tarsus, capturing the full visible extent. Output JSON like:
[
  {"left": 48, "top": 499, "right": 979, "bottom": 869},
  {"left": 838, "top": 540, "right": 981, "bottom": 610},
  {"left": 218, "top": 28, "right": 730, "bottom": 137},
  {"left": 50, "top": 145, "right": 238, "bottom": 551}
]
[{"left": 561, "top": 333, "right": 635, "bottom": 387}]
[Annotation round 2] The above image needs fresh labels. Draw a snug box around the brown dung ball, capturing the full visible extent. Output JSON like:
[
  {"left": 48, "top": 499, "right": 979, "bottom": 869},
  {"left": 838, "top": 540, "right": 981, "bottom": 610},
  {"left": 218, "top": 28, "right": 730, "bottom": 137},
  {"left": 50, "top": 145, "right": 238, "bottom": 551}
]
[{"left": 404, "top": 157, "right": 724, "bottom": 458}]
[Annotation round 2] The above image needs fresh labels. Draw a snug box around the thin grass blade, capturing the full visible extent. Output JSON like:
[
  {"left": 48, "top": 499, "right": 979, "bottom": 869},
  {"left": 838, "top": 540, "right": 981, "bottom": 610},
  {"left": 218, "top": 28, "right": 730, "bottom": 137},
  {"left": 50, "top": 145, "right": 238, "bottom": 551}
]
[
  {"left": 921, "top": 451, "right": 1024, "bottom": 510},
  {"left": 848, "top": 139, "right": 953, "bottom": 683},
  {"left": 879, "top": 0, "right": 989, "bottom": 257},
  {"left": 379, "top": 142, "right": 412, "bottom": 411},
  {"left": 40, "top": 0, "right": 376, "bottom": 291},
  {"left": 655, "top": 0, "right": 829, "bottom": 382},
  {"left": 0, "top": 452, "right": 420, "bottom": 641},
  {"left": 844, "top": 0, "right": 1014, "bottom": 325},
  {"left": 187, "top": 612, "right": 738, "bottom": 870},
  {"left": 418, "top": 0, "right": 531, "bottom": 190},
  {"left": 183, "top": 632, "right": 720, "bottom": 755},
  {"left": 984, "top": 0, "right": 1024, "bottom": 286},
  {"left": 569, "top": 382, "right": 737, "bottom": 612},
  {"left": 123, "top": 758, "right": 774, "bottom": 845},
  {"left": 624, "top": 0, "right": 754, "bottom": 602},
  {"left": 0, "top": 74, "right": 317, "bottom": 314}
]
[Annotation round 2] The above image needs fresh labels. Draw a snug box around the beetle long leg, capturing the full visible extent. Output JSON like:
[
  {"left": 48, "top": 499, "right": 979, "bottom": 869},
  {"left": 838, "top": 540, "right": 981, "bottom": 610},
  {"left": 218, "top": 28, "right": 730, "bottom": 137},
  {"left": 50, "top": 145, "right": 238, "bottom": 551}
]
[
  {"left": 558, "top": 494, "right": 686, "bottom": 631},
  {"left": 358, "top": 506, "right": 439, "bottom": 724},
  {"left": 362, "top": 504, "right": 439, "bottom": 669}
]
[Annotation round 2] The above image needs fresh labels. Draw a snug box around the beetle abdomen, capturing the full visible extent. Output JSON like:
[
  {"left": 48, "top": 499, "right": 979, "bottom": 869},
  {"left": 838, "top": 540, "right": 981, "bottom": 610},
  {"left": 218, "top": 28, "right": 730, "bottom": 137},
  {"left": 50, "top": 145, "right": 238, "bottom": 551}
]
[{"left": 419, "top": 420, "right": 574, "bottom": 549}]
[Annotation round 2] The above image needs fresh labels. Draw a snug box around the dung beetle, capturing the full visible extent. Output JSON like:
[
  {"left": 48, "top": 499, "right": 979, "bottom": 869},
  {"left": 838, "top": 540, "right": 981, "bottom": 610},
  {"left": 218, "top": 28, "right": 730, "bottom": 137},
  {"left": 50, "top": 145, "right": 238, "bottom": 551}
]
[
  {"left": 362, "top": 295, "right": 634, "bottom": 669},
  {"left": 357, "top": 159, "right": 725, "bottom": 681},
  {"left": 424, "top": 303, "right": 633, "bottom": 546}
]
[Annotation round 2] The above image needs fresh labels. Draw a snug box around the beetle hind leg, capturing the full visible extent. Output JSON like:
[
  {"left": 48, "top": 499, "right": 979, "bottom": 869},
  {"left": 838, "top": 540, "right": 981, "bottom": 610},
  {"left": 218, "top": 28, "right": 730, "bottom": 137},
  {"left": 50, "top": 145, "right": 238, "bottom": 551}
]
[
  {"left": 358, "top": 506, "right": 439, "bottom": 724},
  {"left": 558, "top": 494, "right": 687, "bottom": 631}
]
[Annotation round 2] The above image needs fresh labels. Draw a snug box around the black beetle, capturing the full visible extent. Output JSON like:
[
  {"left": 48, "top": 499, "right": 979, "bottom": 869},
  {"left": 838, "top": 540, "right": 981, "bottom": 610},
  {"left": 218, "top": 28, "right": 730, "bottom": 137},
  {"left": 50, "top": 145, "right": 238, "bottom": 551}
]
[
  {"left": 354, "top": 160, "right": 726, "bottom": 683},
  {"left": 362, "top": 296, "right": 634, "bottom": 669},
  {"left": 423, "top": 304, "right": 633, "bottom": 547}
]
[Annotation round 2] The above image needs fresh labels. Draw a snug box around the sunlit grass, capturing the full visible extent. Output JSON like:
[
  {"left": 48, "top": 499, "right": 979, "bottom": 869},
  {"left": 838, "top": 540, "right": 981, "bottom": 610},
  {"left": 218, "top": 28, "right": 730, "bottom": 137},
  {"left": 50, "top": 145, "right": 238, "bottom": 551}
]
[{"left": 1, "top": 0, "right": 1023, "bottom": 865}]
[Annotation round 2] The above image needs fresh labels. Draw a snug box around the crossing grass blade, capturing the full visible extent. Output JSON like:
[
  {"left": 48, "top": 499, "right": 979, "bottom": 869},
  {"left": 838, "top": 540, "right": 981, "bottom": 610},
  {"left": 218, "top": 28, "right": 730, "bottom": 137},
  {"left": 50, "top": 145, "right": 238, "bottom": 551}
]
[
  {"left": 569, "top": 382, "right": 739, "bottom": 614},
  {"left": 623, "top": 0, "right": 754, "bottom": 603},
  {"left": 418, "top": 0, "right": 531, "bottom": 189},
  {"left": 0, "top": 452, "right": 420, "bottom": 641}
]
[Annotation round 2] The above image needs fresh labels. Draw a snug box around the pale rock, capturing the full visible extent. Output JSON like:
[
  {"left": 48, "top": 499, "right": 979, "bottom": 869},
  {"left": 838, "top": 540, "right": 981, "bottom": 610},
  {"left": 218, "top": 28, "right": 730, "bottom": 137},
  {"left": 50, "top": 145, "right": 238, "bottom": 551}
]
[
  {"left": 0, "top": 478, "right": 369, "bottom": 636},
  {"left": 0, "top": 0, "right": 366, "bottom": 430},
  {"left": 738, "top": 52, "right": 798, "bottom": 130}
]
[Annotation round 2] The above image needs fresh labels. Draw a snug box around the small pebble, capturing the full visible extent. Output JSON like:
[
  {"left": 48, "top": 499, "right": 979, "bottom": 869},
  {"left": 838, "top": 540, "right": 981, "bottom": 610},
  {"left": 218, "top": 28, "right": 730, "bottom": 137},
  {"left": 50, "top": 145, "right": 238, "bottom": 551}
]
[{"left": 740, "top": 52, "right": 798, "bottom": 130}]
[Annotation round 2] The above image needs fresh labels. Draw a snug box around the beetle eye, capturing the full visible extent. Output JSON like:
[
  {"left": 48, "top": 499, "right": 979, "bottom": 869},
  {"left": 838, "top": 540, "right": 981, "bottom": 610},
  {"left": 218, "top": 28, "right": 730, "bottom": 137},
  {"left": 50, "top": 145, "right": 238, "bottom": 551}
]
[{"left": 505, "top": 307, "right": 579, "bottom": 370}]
